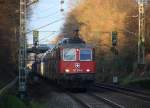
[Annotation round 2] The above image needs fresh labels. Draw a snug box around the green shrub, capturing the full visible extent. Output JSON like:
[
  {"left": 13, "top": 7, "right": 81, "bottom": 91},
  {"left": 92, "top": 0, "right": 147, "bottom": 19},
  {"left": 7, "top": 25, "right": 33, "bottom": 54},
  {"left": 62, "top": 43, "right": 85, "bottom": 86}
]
[{"left": 0, "top": 95, "right": 26, "bottom": 108}]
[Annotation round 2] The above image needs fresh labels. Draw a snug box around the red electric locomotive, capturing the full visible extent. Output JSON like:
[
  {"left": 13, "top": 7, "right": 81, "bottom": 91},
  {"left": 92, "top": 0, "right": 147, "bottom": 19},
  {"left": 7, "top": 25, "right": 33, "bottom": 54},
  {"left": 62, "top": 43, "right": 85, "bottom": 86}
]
[{"left": 33, "top": 37, "right": 96, "bottom": 89}]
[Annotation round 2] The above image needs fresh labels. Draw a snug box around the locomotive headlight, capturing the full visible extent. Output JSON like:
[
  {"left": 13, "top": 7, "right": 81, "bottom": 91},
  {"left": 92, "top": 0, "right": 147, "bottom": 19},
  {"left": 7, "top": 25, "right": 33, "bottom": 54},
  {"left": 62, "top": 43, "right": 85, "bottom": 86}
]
[
  {"left": 86, "top": 69, "right": 90, "bottom": 72},
  {"left": 65, "top": 69, "right": 70, "bottom": 73}
]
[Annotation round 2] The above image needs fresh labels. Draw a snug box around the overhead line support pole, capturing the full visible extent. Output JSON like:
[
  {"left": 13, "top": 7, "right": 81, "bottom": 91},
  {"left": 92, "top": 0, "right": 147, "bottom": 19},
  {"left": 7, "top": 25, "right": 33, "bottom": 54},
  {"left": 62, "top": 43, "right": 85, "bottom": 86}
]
[{"left": 19, "top": 0, "right": 27, "bottom": 99}]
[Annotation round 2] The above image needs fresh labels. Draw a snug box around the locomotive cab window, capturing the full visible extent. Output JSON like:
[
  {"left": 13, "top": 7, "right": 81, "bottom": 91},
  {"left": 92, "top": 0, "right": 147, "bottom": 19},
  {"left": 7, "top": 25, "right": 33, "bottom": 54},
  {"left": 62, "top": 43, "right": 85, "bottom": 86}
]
[
  {"left": 63, "top": 48, "right": 76, "bottom": 61},
  {"left": 80, "top": 49, "right": 92, "bottom": 61}
]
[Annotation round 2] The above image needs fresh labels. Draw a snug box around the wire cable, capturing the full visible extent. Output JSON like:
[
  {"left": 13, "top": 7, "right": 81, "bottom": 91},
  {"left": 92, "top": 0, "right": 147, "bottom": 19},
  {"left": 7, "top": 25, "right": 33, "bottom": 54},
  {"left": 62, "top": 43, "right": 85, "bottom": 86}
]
[
  {"left": 35, "top": 30, "right": 60, "bottom": 33},
  {"left": 29, "top": 11, "right": 60, "bottom": 21},
  {"left": 39, "top": 32, "right": 56, "bottom": 41},
  {"left": 36, "top": 11, "right": 60, "bottom": 19},
  {"left": 26, "top": 18, "right": 64, "bottom": 34},
  {"left": 40, "top": 34, "right": 57, "bottom": 43}
]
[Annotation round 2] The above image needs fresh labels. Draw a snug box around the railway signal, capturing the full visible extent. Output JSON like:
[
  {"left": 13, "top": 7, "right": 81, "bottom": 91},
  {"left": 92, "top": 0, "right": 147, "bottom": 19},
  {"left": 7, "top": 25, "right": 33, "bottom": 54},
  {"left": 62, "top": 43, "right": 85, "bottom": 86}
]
[
  {"left": 111, "top": 31, "right": 119, "bottom": 84},
  {"left": 138, "top": 0, "right": 145, "bottom": 67},
  {"left": 33, "top": 30, "right": 39, "bottom": 46},
  {"left": 111, "top": 31, "right": 118, "bottom": 46},
  {"left": 111, "top": 47, "right": 118, "bottom": 55}
]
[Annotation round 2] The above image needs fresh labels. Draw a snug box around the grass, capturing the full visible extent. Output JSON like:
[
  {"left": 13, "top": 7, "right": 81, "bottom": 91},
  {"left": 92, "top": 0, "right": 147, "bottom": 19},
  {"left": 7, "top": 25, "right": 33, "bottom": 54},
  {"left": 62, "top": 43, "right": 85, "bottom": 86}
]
[
  {"left": 121, "top": 75, "right": 150, "bottom": 90},
  {"left": 0, "top": 82, "right": 4, "bottom": 88},
  {"left": 0, "top": 81, "right": 8, "bottom": 88},
  {"left": 121, "top": 74, "right": 134, "bottom": 85},
  {"left": 30, "top": 102, "right": 46, "bottom": 108},
  {"left": 126, "top": 78, "right": 150, "bottom": 89},
  {"left": 0, "top": 95, "right": 26, "bottom": 108},
  {"left": 0, "top": 95, "right": 45, "bottom": 108}
]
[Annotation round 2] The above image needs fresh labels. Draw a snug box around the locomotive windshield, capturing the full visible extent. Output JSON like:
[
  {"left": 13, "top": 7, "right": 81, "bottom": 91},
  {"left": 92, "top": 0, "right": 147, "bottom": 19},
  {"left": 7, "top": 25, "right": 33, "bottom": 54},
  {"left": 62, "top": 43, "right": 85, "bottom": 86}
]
[
  {"left": 80, "top": 49, "right": 92, "bottom": 61},
  {"left": 63, "top": 48, "right": 76, "bottom": 61}
]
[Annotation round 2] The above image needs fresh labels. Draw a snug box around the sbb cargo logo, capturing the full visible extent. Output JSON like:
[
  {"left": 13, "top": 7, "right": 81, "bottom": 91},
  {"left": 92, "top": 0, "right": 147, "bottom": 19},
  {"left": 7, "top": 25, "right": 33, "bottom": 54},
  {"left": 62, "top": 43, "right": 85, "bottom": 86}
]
[{"left": 75, "top": 63, "right": 80, "bottom": 68}]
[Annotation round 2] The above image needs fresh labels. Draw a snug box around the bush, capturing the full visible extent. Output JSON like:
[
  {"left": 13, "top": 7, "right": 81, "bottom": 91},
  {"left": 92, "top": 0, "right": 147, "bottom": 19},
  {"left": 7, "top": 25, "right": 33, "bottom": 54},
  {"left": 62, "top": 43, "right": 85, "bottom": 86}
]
[{"left": 0, "top": 95, "right": 26, "bottom": 108}]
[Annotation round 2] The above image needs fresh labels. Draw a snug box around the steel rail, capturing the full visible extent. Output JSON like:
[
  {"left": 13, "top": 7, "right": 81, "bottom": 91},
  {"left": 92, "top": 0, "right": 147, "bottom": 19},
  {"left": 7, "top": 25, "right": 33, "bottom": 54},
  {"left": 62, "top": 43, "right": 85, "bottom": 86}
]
[
  {"left": 95, "top": 83, "right": 150, "bottom": 102},
  {"left": 68, "top": 92, "right": 124, "bottom": 108},
  {"left": 0, "top": 77, "right": 18, "bottom": 96},
  {"left": 88, "top": 93, "right": 124, "bottom": 108},
  {"left": 67, "top": 92, "right": 92, "bottom": 108},
  {"left": 98, "top": 83, "right": 150, "bottom": 95}
]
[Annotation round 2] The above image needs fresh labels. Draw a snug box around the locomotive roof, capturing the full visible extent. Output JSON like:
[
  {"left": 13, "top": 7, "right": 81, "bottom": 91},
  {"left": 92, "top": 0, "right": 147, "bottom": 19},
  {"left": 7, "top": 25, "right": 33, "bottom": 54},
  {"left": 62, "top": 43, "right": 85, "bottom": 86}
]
[
  {"left": 58, "top": 37, "right": 85, "bottom": 45},
  {"left": 57, "top": 43, "right": 94, "bottom": 48},
  {"left": 56, "top": 37, "right": 94, "bottom": 48}
]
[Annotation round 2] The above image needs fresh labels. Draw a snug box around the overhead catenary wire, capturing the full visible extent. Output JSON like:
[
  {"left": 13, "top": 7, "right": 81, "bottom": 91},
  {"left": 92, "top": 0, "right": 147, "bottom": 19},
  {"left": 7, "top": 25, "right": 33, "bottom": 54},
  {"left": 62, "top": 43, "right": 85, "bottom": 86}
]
[
  {"left": 27, "top": 0, "right": 68, "bottom": 44},
  {"left": 36, "top": 11, "right": 60, "bottom": 19},
  {"left": 28, "top": 1, "right": 59, "bottom": 16},
  {"left": 33, "top": 4, "right": 57, "bottom": 14},
  {"left": 40, "top": 35, "right": 58, "bottom": 43},
  {"left": 28, "top": 11, "right": 60, "bottom": 21},
  {"left": 26, "top": 18, "right": 64, "bottom": 34},
  {"left": 36, "top": 30, "right": 60, "bottom": 33},
  {"left": 39, "top": 32, "right": 56, "bottom": 42},
  {"left": 28, "top": 0, "right": 65, "bottom": 20},
  {"left": 27, "top": 31, "right": 58, "bottom": 43}
]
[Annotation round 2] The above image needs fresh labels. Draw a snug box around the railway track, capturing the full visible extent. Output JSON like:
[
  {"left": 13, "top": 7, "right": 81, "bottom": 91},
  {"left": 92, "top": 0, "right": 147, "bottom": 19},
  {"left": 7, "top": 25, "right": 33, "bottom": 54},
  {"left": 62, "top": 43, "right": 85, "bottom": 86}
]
[
  {"left": 68, "top": 92, "right": 124, "bottom": 108},
  {"left": 0, "top": 77, "right": 17, "bottom": 96},
  {"left": 94, "top": 83, "right": 150, "bottom": 102},
  {"left": 28, "top": 79, "right": 150, "bottom": 108},
  {"left": 88, "top": 93, "right": 124, "bottom": 108}
]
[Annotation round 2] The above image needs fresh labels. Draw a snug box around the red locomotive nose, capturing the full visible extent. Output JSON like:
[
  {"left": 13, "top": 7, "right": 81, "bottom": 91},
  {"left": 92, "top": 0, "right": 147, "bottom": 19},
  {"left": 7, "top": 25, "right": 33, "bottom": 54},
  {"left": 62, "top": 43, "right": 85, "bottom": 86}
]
[{"left": 60, "top": 61, "right": 96, "bottom": 74}]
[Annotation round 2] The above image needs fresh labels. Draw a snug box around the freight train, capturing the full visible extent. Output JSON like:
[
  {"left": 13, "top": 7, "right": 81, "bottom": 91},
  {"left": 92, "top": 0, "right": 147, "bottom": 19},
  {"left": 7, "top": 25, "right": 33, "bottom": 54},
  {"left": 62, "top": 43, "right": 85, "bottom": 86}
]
[{"left": 32, "top": 37, "right": 96, "bottom": 89}]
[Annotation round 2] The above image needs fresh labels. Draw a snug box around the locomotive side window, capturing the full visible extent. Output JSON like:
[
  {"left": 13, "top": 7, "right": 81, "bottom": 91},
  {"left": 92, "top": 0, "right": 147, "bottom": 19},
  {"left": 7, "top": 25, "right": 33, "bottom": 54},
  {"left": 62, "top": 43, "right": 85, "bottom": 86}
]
[
  {"left": 63, "top": 48, "right": 76, "bottom": 61},
  {"left": 80, "top": 49, "right": 92, "bottom": 61}
]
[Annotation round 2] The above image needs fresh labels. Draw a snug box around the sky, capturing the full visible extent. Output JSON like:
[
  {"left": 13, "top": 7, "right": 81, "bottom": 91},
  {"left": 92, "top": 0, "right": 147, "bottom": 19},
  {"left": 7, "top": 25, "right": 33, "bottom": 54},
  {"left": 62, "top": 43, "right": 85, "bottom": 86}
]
[{"left": 27, "top": 0, "right": 72, "bottom": 44}]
